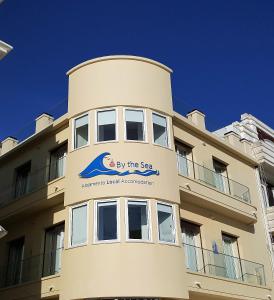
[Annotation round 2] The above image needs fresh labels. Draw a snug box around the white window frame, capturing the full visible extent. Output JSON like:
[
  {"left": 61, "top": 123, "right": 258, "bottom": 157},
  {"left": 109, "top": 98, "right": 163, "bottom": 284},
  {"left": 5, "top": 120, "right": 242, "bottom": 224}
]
[
  {"left": 151, "top": 111, "right": 171, "bottom": 149},
  {"left": 72, "top": 112, "right": 90, "bottom": 151},
  {"left": 156, "top": 201, "right": 177, "bottom": 245},
  {"left": 123, "top": 107, "right": 147, "bottom": 143},
  {"left": 125, "top": 198, "right": 152, "bottom": 242},
  {"left": 94, "top": 199, "right": 120, "bottom": 244},
  {"left": 68, "top": 202, "right": 89, "bottom": 248},
  {"left": 95, "top": 108, "right": 119, "bottom": 144}
]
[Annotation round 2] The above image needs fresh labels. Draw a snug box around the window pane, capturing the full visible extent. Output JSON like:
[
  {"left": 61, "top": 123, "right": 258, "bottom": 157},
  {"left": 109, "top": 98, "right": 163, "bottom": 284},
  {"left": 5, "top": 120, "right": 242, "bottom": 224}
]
[
  {"left": 71, "top": 205, "right": 87, "bottom": 246},
  {"left": 128, "top": 201, "right": 149, "bottom": 240},
  {"left": 153, "top": 113, "right": 168, "bottom": 147},
  {"left": 75, "top": 115, "right": 88, "bottom": 128},
  {"left": 97, "top": 201, "right": 117, "bottom": 241},
  {"left": 43, "top": 223, "right": 64, "bottom": 277},
  {"left": 6, "top": 238, "right": 24, "bottom": 286},
  {"left": 49, "top": 144, "right": 67, "bottom": 181},
  {"left": 97, "top": 110, "right": 116, "bottom": 142},
  {"left": 14, "top": 162, "right": 31, "bottom": 198},
  {"left": 74, "top": 115, "right": 88, "bottom": 148},
  {"left": 157, "top": 203, "right": 175, "bottom": 243},
  {"left": 126, "top": 110, "right": 144, "bottom": 141}
]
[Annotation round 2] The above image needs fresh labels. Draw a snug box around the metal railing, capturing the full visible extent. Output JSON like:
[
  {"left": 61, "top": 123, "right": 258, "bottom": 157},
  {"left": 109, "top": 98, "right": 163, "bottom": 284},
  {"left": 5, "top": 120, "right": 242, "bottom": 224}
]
[
  {"left": 0, "top": 156, "right": 66, "bottom": 207},
  {"left": 183, "top": 243, "right": 265, "bottom": 286},
  {"left": 0, "top": 248, "right": 63, "bottom": 288},
  {"left": 176, "top": 154, "right": 251, "bottom": 203}
]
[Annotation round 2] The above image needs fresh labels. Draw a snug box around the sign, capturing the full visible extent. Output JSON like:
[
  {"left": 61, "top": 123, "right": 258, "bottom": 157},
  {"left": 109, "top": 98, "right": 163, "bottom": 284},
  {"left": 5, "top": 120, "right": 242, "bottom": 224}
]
[{"left": 79, "top": 152, "right": 160, "bottom": 179}]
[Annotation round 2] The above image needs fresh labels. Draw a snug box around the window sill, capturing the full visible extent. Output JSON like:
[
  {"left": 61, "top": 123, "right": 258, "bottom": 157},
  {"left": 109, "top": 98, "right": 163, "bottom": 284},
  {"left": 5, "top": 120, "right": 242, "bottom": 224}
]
[
  {"left": 125, "top": 239, "right": 154, "bottom": 244},
  {"left": 70, "top": 143, "right": 90, "bottom": 153},
  {"left": 158, "top": 240, "right": 180, "bottom": 247},
  {"left": 93, "top": 239, "right": 120, "bottom": 245},
  {"left": 152, "top": 142, "right": 173, "bottom": 151},
  {"left": 67, "top": 242, "right": 87, "bottom": 249},
  {"left": 124, "top": 139, "right": 149, "bottom": 144},
  {"left": 94, "top": 140, "right": 119, "bottom": 145}
]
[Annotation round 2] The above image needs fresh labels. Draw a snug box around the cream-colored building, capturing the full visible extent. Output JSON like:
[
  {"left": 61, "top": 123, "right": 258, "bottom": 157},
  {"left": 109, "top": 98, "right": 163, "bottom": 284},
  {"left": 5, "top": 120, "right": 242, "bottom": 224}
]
[{"left": 0, "top": 56, "right": 272, "bottom": 300}]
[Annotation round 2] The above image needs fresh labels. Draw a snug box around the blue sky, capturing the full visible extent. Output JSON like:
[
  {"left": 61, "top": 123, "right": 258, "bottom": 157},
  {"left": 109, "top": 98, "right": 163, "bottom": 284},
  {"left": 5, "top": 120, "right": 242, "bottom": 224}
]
[{"left": 0, "top": 0, "right": 273, "bottom": 140}]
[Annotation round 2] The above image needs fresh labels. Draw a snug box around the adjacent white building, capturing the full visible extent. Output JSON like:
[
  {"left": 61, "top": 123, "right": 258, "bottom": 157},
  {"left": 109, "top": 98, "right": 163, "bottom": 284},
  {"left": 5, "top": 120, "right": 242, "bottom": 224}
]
[
  {"left": 0, "top": 40, "right": 13, "bottom": 60},
  {"left": 215, "top": 113, "right": 274, "bottom": 258}
]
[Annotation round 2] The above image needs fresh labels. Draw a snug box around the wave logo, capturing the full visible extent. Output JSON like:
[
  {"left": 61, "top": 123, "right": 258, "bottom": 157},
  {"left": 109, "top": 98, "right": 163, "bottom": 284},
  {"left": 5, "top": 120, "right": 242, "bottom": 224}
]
[{"left": 79, "top": 152, "right": 160, "bottom": 179}]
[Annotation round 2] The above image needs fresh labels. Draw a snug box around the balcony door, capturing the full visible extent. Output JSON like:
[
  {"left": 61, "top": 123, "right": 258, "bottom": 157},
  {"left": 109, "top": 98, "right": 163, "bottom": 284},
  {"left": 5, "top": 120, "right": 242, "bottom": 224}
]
[
  {"left": 222, "top": 234, "right": 241, "bottom": 280},
  {"left": 5, "top": 237, "right": 24, "bottom": 286},
  {"left": 43, "top": 223, "right": 64, "bottom": 277},
  {"left": 181, "top": 220, "right": 203, "bottom": 272},
  {"left": 213, "top": 159, "right": 227, "bottom": 193},
  {"left": 49, "top": 144, "right": 67, "bottom": 181},
  {"left": 175, "top": 142, "right": 192, "bottom": 177},
  {"left": 14, "top": 162, "right": 31, "bottom": 198}
]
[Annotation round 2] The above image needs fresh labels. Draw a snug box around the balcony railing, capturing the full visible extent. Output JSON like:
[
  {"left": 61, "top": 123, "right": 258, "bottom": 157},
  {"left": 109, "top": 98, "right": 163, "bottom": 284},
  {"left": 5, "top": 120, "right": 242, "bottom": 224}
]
[
  {"left": 183, "top": 243, "right": 265, "bottom": 286},
  {"left": 0, "top": 156, "right": 66, "bottom": 208},
  {"left": 177, "top": 154, "right": 251, "bottom": 203},
  {"left": 0, "top": 248, "right": 63, "bottom": 288}
]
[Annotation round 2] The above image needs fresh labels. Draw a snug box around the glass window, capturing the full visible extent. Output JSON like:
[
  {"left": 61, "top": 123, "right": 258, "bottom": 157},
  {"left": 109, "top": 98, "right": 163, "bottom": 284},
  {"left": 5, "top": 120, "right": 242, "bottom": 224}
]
[
  {"left": 222, "top": 234, "right": 241, "bottom": 280},
  {"left": 213, "top": 159, "right": 227, "bottom": 193},
  {"left": 49, "top": 143, "right": 67, "bottom": 181},
  {"left": 181, "top": 221, "right": 202, "bottom": 272},
  {"left": 127, "top": 201, "right": 149, "bottom": 240},
  {"left": 157, "top": 203, "right": 175, "bottom": 243},
  {"left": 152, "top": 113, "right": 168, "bottom": 147},
  {"left": 97, "top": 110, "right": 116, "bottom": 142},
  {"left": 14, "top": 161, "right": 31, "bottom": 198},
  {"left": 125, "top": 109, "right": 145, "bottom": 141},
  {"left": 96, "top": 201, "right": 117, "bottom": 241},
  {"left": 5, "top": 237, "right": 24, "bottom": 286},
  {"left": 43, "top": 223, "right": 64, "bottom": 277},
  {"left": 175, "top": 141, "right": 192, "bottom": 177},
  {"left": 71, "top": 204, "right": 87, "bottom": 246},
  {"left": 74, "top": 114, "right": 89, "bottom": 149}
]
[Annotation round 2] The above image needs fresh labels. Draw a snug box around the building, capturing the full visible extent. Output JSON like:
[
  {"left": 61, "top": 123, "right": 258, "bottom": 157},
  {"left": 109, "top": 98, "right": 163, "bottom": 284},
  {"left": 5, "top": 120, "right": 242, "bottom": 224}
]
[
  {"left": 0, "top": 40, "right": 13, "bottom": 60},
  {"left": 0, "top": 56, "right": 272, "bottom": 300},
  {"left": 215, "top": 114, "right": 274, "bottom": 266}
]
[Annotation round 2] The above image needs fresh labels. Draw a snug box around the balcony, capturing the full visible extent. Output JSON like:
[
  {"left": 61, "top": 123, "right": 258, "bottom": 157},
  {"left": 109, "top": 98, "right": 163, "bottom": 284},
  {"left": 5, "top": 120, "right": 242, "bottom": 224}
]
[
  {"left": 183, "top": 243, "right": 265, "bottom": 286},
  {"left": 0, "top": 248, "right": 63, "bottom": 288},
  {"left": 253, "top": 140, "right": 274, "bottom": 167},
  {"left": 0, "top": 156, "right": 66, "bottom": 209},
  {"left": 177, "top": 154, "right": 251, "bottom": 203}
]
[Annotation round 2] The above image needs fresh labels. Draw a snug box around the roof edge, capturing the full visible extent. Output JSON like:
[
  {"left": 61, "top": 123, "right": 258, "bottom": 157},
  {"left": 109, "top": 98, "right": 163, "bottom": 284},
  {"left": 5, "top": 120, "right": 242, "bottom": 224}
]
[{"left": 66, "top": 55, "right": 173, "bottom": 76}]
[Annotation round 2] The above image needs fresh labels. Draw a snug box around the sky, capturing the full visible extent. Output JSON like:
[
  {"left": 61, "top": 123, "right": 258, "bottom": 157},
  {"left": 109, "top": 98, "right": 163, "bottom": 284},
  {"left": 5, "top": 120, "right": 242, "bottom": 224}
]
[{"left": 0, "top": 0, "right": 273, "bottom": 141}]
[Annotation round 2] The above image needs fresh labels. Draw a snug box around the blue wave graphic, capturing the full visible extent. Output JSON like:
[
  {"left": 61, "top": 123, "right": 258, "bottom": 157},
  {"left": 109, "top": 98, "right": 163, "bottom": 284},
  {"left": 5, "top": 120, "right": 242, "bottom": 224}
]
[{"left": 79, "top": 152, "right": 160, "bottom": 178}]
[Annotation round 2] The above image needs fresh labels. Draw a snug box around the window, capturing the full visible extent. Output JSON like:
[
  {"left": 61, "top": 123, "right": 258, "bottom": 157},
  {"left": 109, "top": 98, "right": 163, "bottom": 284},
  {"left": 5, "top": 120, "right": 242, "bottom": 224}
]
[
  {"left": 95, "top": 200, "right": 118, "bottom": 242},
  {"left": 125, "top": 109, "right": 145, "bottom": 141},
  {"left": 97, "top": 109, "right": 116, "bottom": 142},
  {"left": 49, "top": 144, "right": 67, "bottom": 181},
  {"left": 157, "top": 203, "right": 175, "bottom": 243},
  {"left": 127, "top": 200, "right": 149, "bottom": 240},
  {"left": 175, "top": 141, "right": 192, "bottom": 177},
  {"left": 181, "top": 221, "right": 202, "bottom": 272},
  {"left": 74, "top": 114, "right": 89, "bottom": 149},
  {"left": 14, "top": 161, "right": 31, "bottom": 198},
  {"left": 213, "top": 159, "right": 228, "bottom": 193},
  {"left": 221, "top": 233, "right": 241, "bottom": 280},
  {"left": 70, "top": 204, "right": 87, "bottom": 246},
  {"left": 152, "top": 113, "right": 168, "bottom": 147},
  {"left": 5, "top": 237, "right": 24, "bottom": 286},
  {"left": 266, "top": 183, "right": 274, "bottom": 207},
  {"left": 43, "top": 223, "right": 64, "bottom": 277}
]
